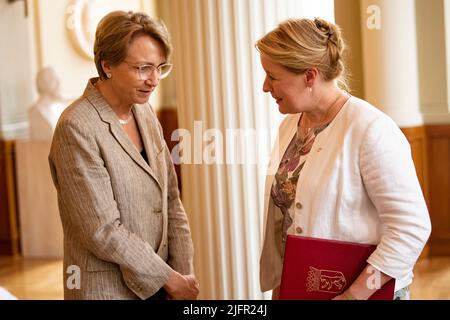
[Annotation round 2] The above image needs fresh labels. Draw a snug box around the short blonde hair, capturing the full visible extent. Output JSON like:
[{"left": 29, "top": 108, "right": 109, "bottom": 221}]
[
  {"left": 94, "top": 11, "right": 172, "bottom": 80},
  {"left": 256, "top": 18, "right": 348, "bottom": 90}
]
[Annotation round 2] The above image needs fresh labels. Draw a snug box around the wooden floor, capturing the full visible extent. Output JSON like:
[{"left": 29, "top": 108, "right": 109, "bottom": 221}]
[
  {"left": 0, "top": 255, "right": 449, "bottom": 300},
  {"left": 0, "top": 255, "right": 62, "bottom": 300}
]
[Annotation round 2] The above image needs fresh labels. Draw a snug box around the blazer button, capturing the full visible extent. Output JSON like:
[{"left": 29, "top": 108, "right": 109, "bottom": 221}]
[
  {"left": 153, "top": 208, "right": 162, "bottom": 214},
  {"left": 296, "top": 227, "right": 303, "bottom": 234},
  {"left": 295, "top": 202, "right": 302, "bottom": 209}
]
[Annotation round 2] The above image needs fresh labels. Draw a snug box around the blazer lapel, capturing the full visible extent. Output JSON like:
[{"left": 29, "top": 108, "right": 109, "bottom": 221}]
[
  {"left": 84, "top": 79, "right": 162, "bottom": 189},
  {"left": 132, "top": 104, "right": 164, "bottom": 188},
  {"left": 133, "top": 104, "right": 169, "bottom": 257}
]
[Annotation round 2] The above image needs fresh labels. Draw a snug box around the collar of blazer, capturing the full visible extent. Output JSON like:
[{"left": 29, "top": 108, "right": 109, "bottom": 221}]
[
  {"left": 83, "top": 78, "right": 163, "bottom": 190},
  {"left": 262, "top": 97, "right": 352, "bottom": 236}
]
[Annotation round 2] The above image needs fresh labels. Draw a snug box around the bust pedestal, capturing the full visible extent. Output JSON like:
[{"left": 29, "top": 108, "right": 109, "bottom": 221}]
[
  {"left": 28, "top": 100, "right": 65, "bottom": 141},
  {"left": 15, "top": 140, "right": 63, "bottom": 258}
]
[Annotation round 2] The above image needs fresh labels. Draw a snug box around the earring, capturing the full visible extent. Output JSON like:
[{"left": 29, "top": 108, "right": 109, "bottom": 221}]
[
  {"left": 308, "top": 87, "right": 313, "bottom": 93},
  {"left": 106, "top": 73, "right": 112, "bottom": 79}
]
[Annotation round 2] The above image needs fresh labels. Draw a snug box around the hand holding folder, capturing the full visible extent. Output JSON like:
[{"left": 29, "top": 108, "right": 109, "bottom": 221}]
[{"left": 279, "top": 235, "right": 395, "bottom": 300}]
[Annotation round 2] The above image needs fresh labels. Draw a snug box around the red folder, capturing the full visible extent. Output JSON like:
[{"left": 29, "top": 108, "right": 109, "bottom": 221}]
[{"left": 279, "top": 235, "right": 395, "bottom": 300}]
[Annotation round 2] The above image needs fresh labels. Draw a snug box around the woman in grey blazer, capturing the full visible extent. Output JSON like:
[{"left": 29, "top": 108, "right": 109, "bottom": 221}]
[{"left": 49, "top": 11, "right": 199, "bottom": 300}]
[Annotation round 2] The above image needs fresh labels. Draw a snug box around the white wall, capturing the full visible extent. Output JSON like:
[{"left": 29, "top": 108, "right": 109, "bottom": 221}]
[
  {"left": 35, "top": 0, "right": 153, "bottom": 100},
  {"left": 0, "top": 0, "right": 35, "bottom": 138},
  {"left": 0, "top": 0, "right": 159, "bottom": 139}
]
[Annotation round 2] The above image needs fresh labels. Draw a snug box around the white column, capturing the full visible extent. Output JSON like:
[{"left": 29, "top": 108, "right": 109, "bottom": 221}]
[
  {"left": 15, "top": 140, "right": 63, "bottom": 258},
  {"left": 415, "top": 0, "right": 450, "bottom": 124},
  {"left": 162, "top": 0, "right": 334, "bottom": 299},
  {"left": 360, "top": 0, "right": 423, "bottom": 127}
]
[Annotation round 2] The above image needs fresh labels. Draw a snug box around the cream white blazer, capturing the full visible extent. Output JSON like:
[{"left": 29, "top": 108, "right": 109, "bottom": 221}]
[{"left": 260, "top": 96, "right": 431, "bottom": 292}]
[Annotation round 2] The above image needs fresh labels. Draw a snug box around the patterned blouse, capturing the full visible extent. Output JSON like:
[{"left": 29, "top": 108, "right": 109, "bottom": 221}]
[{"left": 270, "top": 119, "right": 329, "bottom": 244}]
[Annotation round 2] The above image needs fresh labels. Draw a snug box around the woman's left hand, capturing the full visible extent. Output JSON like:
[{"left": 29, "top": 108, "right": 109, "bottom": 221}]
[
  {"left": 332, "top": 294, "right": 348, "bottom": 300},
  {"left": 332, "top": 290, "right": 357, "bottom": 300}
]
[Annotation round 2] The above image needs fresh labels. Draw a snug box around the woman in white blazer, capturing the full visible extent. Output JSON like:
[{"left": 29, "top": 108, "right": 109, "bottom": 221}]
[{"left": 256, "top": 18, "right": 431, "bottom": 300}]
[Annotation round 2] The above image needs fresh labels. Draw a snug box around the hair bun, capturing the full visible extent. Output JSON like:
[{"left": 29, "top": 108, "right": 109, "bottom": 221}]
[
  {"left": 316, "top": 18, "right": 344, "bottom": 54},
  {"left": 314, "top": 17, "right": 337, "bottom": 45}
]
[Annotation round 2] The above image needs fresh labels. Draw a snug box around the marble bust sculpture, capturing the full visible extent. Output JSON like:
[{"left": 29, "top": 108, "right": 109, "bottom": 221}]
[{"left": 28, "top": 67, "right": 66, "bottom": 140}]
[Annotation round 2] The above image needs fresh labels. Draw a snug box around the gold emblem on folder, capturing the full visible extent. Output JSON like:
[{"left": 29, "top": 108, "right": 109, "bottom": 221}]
[{"left": 306, "top": 267, "right": 346, "bottom": 293}]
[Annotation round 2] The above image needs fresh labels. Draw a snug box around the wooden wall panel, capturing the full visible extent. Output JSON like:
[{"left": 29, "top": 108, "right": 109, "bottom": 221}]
[
  {"left": 0, "top": 140, "right": 20, "bottom": 255},
  {"left": 0, "top": 141, "right": 10, "bottom": 252},
  {"left": 402, "top": 127, "right": 430, "bottom": 258},
  {"left": 425, "top": 125, "right": 450, "bottom": 256},
  {"left": 402, "top": 127, "right": 429, "bottom": 203},
  {"left": 157, "top": 108, "right": 182, "bottom": 192}
]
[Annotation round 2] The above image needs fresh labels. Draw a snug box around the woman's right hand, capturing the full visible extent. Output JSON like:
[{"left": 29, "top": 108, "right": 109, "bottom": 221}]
[{"left": 163, "top": 271, "right": 199, "bottom": 300}]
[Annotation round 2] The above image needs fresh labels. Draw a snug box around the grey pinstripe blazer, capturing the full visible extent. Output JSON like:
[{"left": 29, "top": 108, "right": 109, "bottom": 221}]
[{"left": 49, "top": 78, "right": 194, "bottom": 300}]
